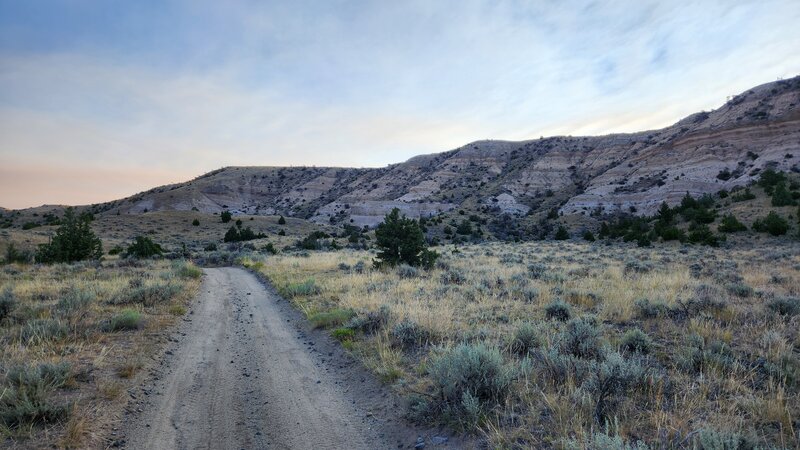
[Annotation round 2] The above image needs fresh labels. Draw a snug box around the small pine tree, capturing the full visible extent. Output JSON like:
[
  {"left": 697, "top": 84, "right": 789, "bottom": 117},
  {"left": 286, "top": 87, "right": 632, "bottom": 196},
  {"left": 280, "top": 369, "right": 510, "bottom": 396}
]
[
  {"left": 278, "top": 215, "right": 286, "bottom": 225},
  {"left": 554, "top": 226, "right": 569, "bottom": 240},
  {"left": 771, "top": 182, "right": 797, "bottom": 207},
  {"left": 680, "top": 192, "right": 699, "bottom": 210},
  {"left": 456, "top": 219, "right": 473, "bottom": 235},
  {"left": 758, "top": 169, "right": 787, "bottom": 194},
  {"left": 718, "top": 214, "right": 747, "bottom": 233},
  {"left": 220, "top": 211, "right": 232, "bottom": 223},
  {"left": 374, "top": 208, "right": 438, "bottom": 269},
  {"left": 656, "top": 201, "right": 674, "bottom": 224},
  {"left": 192, "top": 219, "right": 200, "bottom": 226},
  {"left": 224, "top": 226, "right": 240, "bottom": 242},
  {"left": 35, "top": 208, "right": 103, "bottom": 263}
]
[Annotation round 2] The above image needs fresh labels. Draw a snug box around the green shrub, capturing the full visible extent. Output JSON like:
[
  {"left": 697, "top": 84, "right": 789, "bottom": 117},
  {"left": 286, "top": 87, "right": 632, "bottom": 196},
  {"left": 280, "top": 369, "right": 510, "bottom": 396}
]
[
  {"left": 224, "top": 223, "right": 266, "bottom": 243},
  {"left": 620, "top": 329, "right": 652, "bottom": 354},
  {"left": 308, "top": 308, "right": 354, "bottom": 329},
  {"left": 560, "top": 317, "right": 602, "bottom": 359},
  {"left": 717, "top": 214, "right": 747, "bottom": 233},
  {"left": 682, "top": 206, "right": 717, "bottom": 224},
  {"left": 55, "top": 287, "right": 95, "bottom": 327},
  {"left": 346, "top": 305, "right": 391, "bottom": 334},
  {"left": 676, "top": 335, "right": 735, "bottom": 373},
  {"left": 19, "top": 319, "right": 69, "bottom": 344},
  {"left": 220, "top": 211, "right": 232, "bottom": 223},
  {"left": 295, "top": 231, "right": 329, "bottom": 250},
  {"left": 0, "top": 287, "right": 16, "bottom": 321},
  {"left": 456, "top": 219, "right": 473, "bottom": 235},
  {"left": 110, "top": 279, "right": 182, "bottom": 306},
  {"left": 554, "top": 226, "right": 569, "bottom": 240},
  {"left": 124, "top": 236, "right": 164, "bottom": 258},
  {"left": 582, "top": 230, "right": 596, "bottom": 242},
  {"left": 331, "top": 327, "right": 355, "bottom": 341},
  {"left": 173, "top": 261, "right": 202, "bottom": 279},
  {"left": 694, "top": 429, "right": 744, "bottom": 450},
  {"left": 1, "top": 362, "right": 71, "bottom": 428},
  {"left": 656, "top": 225, "right": 686, "bottom": 242},
  {"left": 725, "top": 282, "right": 753, "bottom": 298},
  {"left": 545, "top": 299, "right": 571, "bottom": 322},
  {"left": 527, "top": 263, "right": 547, "bottom": 279},
  {"left": 203, "top": 242, "right": 218, "bottom": 251},
  {"left": 278, "top": 215, "right": 286, "bottom": 225},
  {"left": 752, "top": 212, "right": 789, "bottom": 236},
  {"left": 634, "top": 298, "right": 667, "bottom": 319},
  {"left": 687, "top": 224, "right": 722, "bottom": 247},
  {"left": 374, "top": 208, "right": 438, "bottom": 269},
  {"left": 565, "top": 428, "right": 650, "bottom": 450},
  {"left": 108, "top": 245, "right": 124, "bottom": 255},
  {"left": 580, "top": 352, "right": 647, "bottom": 423},
  {"left": 391, "top": 319, "right": 429, "bottom": 349},
  {"left": 4, "top": 243, "right": 33, "bottom": 264},
  {"left": 396, "top": 264, "right": 420, "bottom": 279},
  {"left": 35, "top": 208, "right": 102, "bottom": 263},
  {"left": 281, "top": 279, "right": 321, "bottom": 298},
  {"left": 758, "top": 168, "right": 787, "bottom": 194},
  {"left": 767, "top": 296, "right": 799, "bottom": 316},
  {"left": 538, "top": 346, "right": 587, "bottom": 386},
  {"left": 509, "top": 322, "right": 542, "bottom": 356},
  {"left": 262, "top": 242, "right": 278, "bottom": 255},
  {"left": 56, "top": 286, "right": 94, "bottom": 312},
  {"left": 192, "top": 218, "right": 200, "bottom": 226},
  {"left": 440, "top": 269, "right": 466, "bottom": 284},
  {"left": 771, "top": 181, "right": 796, "bottom": 206},
  {"left": 520, "top": 287, "right": 539, "bottom": 303},
  {"left": 428, "top": 344, "right": 515, "bottom": 417},
  {"left": 107, "top": 309, "right": 143, "bottom": 331},
  {"left": 624, "top": 260, "right": 654, "bottom": 274},
  {"left": 731, "top": 188, "right": 756, "bottom": 202}
]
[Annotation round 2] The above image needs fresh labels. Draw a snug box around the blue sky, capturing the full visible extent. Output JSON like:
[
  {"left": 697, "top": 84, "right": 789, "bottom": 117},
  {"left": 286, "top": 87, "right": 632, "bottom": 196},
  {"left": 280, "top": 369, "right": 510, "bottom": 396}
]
[{"left": 1, "top": 0, "right": 799, "bottom": 208}]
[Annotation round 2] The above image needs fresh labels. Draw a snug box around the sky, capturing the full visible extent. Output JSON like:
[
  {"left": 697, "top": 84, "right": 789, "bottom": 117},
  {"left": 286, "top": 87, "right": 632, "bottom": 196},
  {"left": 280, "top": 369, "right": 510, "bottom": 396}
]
[{"left": 1, "top": 0, "right": 799, "bottom": 209}]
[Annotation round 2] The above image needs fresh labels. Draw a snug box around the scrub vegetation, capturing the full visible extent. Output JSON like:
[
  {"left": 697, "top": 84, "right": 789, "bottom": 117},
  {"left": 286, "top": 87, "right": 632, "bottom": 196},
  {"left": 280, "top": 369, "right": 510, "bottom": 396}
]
[
  {"left": 248, "top": 241, "right": 799, "bottom": 448},
  {"left": 0, "top": 259, "right": 200, "bottom": 447}
]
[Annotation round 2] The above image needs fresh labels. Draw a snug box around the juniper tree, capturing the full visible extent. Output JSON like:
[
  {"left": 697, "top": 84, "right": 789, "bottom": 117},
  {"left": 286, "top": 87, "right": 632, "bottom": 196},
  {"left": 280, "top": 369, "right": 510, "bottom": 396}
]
[
  {"left": 35, "top": 208, "right": 103, "bottom": 263},
  {"left": 374, "top": 208, "right": 438, "bottom": 269}
]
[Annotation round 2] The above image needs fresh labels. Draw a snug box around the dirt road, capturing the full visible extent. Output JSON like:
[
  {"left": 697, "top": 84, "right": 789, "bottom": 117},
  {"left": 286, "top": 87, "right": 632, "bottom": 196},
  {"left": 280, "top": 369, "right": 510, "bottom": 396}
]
[{"left": 120, "top": 267, "right": 458, "bottom": 449}]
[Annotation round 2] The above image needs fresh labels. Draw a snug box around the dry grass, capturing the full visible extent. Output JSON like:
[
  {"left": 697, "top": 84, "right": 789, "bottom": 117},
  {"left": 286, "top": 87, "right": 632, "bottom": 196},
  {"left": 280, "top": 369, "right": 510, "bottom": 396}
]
[
  {"left": 0, "top": 259, "right": 201, "bottom": 448},
  {"left": 254, "top": 241, "right": 800, "bottom": 448}
]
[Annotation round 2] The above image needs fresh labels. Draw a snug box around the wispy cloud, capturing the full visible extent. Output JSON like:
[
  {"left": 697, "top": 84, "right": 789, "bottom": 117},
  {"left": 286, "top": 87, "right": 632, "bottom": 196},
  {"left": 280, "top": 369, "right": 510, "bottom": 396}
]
[{"left": 1, "top": 0, "right": 799, "bottom": 208}]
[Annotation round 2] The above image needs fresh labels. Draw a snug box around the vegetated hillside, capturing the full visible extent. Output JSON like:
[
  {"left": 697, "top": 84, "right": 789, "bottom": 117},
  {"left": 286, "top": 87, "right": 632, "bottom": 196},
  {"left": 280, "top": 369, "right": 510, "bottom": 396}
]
[{"left": 5, "top": 76, "right": 800, "bottom": 236}]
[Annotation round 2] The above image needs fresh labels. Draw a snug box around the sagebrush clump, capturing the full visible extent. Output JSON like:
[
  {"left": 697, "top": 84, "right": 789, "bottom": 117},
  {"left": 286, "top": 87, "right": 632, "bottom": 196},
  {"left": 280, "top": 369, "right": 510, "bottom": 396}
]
[{"left": 425, "top": 344, "right": 515, "bottom": 425}]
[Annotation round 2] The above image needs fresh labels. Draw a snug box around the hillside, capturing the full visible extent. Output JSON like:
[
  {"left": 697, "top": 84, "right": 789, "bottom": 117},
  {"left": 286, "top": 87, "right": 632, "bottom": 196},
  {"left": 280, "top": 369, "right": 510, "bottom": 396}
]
[{"left": 5, "top": 76, "right": 800, "bottom": 236}]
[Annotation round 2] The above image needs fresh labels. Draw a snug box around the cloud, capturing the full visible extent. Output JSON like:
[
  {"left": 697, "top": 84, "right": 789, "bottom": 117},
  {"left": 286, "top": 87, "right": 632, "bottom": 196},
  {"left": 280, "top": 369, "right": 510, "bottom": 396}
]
[{"left": 1, "top": 0, "right": 799, "bottom": 207}]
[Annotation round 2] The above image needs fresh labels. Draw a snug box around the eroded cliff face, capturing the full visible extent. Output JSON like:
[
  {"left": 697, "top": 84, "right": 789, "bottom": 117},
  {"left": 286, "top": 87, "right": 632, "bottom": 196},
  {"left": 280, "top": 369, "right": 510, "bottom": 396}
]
[
  {"left": 561, "top": 77, "right": 800, "bottom": 215},
  {"left": 102, "top": 76, "right": 799, "bottom": 226}
]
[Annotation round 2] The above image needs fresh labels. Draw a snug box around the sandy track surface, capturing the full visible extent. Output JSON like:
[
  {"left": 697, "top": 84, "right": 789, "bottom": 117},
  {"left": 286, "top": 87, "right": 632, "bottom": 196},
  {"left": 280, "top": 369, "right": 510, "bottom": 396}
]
[{"left": 119, "top": 267, "right": 460, "bottom": 450}]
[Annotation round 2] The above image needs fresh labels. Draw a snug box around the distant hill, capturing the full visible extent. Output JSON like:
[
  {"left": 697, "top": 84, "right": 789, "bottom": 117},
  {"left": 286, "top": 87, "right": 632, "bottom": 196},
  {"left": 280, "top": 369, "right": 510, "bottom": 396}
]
[{"left": 11, "top": 76, "right": 800, "bottom": 231}]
